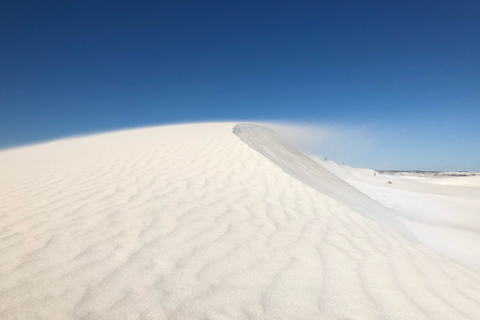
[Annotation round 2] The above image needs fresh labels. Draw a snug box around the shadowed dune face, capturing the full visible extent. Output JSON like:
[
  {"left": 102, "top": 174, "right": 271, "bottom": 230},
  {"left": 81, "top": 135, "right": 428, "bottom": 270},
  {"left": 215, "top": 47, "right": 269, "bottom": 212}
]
[
  {"left": 234, "top": 123, "right": 480, "bottom": 272},
  {"left": 233, "top": 123, "right": 414, "bottom": 240},
  {"left": 1, "top": 122, "right": 480, "bottom": 319}
]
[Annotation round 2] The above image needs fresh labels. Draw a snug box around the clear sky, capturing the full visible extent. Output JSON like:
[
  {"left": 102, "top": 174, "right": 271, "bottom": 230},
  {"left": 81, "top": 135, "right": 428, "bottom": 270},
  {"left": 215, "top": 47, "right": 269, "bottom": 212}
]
[{"left": 1, "top": 0, "right": 479, "bottom": 170}]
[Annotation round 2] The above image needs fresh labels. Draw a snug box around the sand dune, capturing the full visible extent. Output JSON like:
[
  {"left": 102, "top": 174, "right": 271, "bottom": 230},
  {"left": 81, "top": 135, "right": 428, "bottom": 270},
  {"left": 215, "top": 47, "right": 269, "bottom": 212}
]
[{"left": 1, "top": 122, "right": 480, "bottom": 319}]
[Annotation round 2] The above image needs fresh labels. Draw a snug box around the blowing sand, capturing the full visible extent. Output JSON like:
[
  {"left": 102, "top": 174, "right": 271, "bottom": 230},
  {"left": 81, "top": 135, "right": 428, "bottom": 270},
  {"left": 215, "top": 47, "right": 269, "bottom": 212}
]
[{"left": 1, "top": 122, "right": 480, "bottom": 319}]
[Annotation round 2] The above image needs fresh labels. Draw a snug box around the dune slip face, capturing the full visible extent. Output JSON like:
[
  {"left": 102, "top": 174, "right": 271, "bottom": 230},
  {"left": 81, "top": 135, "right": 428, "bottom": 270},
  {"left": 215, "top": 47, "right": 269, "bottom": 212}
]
[{"left": 1, "top": 122, "right": 480, "bottom": 319}]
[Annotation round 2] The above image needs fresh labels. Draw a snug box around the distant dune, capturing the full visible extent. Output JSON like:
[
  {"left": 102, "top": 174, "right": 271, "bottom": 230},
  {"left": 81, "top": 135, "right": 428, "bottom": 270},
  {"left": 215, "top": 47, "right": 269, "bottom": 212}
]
[{"left": 1, "top": 122, "right": 480, "bottom": 319}]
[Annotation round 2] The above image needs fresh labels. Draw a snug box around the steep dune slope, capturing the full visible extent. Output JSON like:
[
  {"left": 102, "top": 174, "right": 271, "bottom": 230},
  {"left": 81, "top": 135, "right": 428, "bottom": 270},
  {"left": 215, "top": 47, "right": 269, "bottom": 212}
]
[
  {"left": 1, "top": 123, "right": 480, "bottom": 319},
  {"left": 233, "top": 124, "right": 413, "bottom": 240}
]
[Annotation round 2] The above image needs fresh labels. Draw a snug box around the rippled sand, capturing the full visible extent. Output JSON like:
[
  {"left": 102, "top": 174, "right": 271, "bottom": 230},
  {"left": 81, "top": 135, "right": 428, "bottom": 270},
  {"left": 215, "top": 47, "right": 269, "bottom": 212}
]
[{"left": 1, "top": 122, "right": 480, "bottom": 319}]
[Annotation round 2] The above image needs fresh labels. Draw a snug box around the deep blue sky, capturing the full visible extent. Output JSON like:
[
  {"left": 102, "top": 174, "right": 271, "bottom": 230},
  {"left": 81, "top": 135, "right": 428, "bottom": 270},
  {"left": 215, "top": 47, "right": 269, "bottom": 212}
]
[{"left": 1, "top": 0, "right": 479, "bottom": 170}]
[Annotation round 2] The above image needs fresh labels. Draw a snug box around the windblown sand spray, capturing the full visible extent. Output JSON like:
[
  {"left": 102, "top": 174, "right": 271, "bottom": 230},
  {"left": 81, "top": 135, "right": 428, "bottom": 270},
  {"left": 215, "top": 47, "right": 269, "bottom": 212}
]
[{"left": 233, "top": 123, "right": 414, "bottom": 241}]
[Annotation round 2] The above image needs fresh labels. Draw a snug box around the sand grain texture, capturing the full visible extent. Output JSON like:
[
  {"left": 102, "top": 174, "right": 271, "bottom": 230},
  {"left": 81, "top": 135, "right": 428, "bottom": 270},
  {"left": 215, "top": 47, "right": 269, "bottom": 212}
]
[{"left": 1, "top": 122, "right": 480, "bottom": 319}]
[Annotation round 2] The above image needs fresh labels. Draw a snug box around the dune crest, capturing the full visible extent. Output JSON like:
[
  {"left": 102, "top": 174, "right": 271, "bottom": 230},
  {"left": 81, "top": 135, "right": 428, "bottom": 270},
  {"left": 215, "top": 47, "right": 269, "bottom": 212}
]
[
  {"left": 1, "top": 122, "right": 480, "bottom": 319},
  {"left": 233, "top": 123, "right": 413, "bottom": 240}
]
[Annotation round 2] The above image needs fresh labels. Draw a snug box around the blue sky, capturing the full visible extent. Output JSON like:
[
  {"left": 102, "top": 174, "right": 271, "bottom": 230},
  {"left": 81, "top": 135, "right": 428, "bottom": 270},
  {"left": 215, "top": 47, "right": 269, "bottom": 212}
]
[{"left": 1, "top": 0, "right": 479, "bottom": 170}]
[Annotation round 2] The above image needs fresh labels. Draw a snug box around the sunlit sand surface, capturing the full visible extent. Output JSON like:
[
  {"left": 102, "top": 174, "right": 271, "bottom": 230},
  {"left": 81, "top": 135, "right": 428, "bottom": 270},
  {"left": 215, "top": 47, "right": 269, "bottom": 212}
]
[{"left": 1, "top": 122, "right": 480, "bottom": 319}]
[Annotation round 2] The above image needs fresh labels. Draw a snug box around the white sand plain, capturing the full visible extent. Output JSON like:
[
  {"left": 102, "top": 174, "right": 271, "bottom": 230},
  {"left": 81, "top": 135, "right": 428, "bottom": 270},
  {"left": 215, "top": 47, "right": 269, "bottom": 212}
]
[{"left": 1, "top": 122, "right": 480, "bottom": 319}]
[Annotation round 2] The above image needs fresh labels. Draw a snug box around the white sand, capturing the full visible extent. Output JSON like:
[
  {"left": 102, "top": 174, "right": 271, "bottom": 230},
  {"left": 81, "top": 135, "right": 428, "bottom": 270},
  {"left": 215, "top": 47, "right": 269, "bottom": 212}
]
[
  {"left": 319, "top": 159, "right": 480, "bottom": 271},
  {"left": 1, "top": 122, "right": 480, "bottom": 319}
]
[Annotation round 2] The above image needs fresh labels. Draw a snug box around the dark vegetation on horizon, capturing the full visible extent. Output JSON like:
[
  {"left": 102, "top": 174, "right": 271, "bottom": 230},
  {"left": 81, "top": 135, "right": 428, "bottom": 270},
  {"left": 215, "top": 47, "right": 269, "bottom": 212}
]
[{"left": 376, "top": 170, "right": 480, "bottom": 177}]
